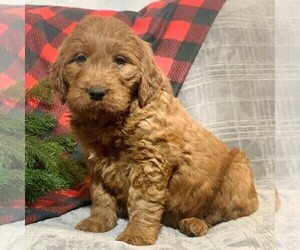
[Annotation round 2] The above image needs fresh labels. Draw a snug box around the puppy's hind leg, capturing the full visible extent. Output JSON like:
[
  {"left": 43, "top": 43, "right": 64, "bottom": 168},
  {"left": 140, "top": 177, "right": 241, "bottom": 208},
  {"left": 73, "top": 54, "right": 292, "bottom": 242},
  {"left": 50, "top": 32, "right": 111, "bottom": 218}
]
[
  {"left": 179, "top": 217, "right": 211, "bottom": 237},
  {"left": 206, "top": 149, "right": 259, "bottom": 225}
]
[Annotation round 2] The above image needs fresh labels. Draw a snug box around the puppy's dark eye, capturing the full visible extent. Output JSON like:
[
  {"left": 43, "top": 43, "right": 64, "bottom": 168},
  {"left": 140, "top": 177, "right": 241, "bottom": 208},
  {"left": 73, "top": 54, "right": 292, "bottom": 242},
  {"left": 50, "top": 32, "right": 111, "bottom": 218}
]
[
  {"left": 114, "top": 56, "right": 126, "bottom": 65},
  {"left": 75, "top": 54, "right": 86, "bottom": 63}
]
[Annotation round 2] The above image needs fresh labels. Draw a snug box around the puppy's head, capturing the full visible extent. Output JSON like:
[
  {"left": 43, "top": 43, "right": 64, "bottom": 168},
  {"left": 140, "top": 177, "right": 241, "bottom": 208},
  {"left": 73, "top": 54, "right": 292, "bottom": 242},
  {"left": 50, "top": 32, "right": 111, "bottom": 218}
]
[{"left": 50, "top": 16, "right": 164, "bottom": 116}]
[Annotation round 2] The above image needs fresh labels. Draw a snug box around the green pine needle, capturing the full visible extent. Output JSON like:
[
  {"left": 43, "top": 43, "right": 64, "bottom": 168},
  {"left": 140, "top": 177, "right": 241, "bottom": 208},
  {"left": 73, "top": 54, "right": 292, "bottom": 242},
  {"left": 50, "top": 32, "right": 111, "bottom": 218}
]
[
  {"left": 25, "top": 112, "right": 57, "bottom": 136},
  {"left": 57, "top": 158, "right": 87, "bottom": 186},
  {"left": 0, "top": 81, "right": 24, "bottom": 103},
  {"left": 25, "top": 78, "right": 53, "bottom": 104},
  {"left": 0, "top": 168, "right": 24, "bottom": 206},
  {"left": 0, "top": 112, "right": 24, "bottom": 136},
  {"left": 0, "top": 112, "right": 24, "bottom": 170},
  {"left": 0, "top": 138, "right": 24, "bottom": 169},
  {"left": 25, "top": 168, "right": 69, "bottom": 204},
  {"left": 49, "top": 133, "right": 77, "bottom": 152},
  {"left": 0, "top": 78, "right": 88, "bottom": 204},
  {"left": 26, "top": 135, "right": 65, "bottom": 170}
]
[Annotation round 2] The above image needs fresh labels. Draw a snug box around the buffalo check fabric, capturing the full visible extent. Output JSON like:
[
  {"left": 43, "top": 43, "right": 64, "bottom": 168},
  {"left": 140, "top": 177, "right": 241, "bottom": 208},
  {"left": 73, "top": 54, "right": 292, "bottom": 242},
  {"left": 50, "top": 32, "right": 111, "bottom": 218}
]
[
  {"left": 25, "top": 0, "right": 225, "bottom": 96},
  {"left": 25, "top": 178, "right": 91, "bottom": 225},
  {"left": 25, "top": 0, "right": 225, "bottom": 132},
  {"left": 0, "top": 6, "right": 24, "bottom": 87},
  {"left": 0, "top": 5, "right": 24, "bottom": 99},
  {"left": 23, "top": 0, "right": 226, "bottom": 224}
]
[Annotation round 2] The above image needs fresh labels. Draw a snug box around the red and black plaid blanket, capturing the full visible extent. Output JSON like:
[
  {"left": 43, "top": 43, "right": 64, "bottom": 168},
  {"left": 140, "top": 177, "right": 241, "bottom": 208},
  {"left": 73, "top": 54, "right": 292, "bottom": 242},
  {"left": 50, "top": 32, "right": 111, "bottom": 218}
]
[
  {"left": 1, "top": 0, "right": 226, "bottom": 225},
  {"left": 0, "top": 5, "right": 24, "bottom": 91}
]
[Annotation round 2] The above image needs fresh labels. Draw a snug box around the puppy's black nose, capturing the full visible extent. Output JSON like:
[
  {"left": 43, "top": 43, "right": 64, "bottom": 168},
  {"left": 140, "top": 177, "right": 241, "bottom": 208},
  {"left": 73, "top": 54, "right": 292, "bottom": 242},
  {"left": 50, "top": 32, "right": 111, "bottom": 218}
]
[{"left": 88, "top": 87, "right": 106, "bottom": 101}]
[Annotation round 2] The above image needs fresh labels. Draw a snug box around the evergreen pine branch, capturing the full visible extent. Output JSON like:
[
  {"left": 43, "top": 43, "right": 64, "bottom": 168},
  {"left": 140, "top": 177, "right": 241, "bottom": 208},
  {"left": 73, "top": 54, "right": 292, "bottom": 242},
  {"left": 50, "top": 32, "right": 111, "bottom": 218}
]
[
  {"left": 0, "top": 113, "right": 24, "bottom": 168},
  {"left": 25, "top": 78, "right": 52, "bottom": 104},
  {"left": 26, "top": 135, "right": 85, "bottom": 182},
  {"left": 25, "top": 112, "right": 57, "bottom": 136},
  {"left": 25, "top": 137, "right": 38, "bottom": 170},
  {"left": 25, "top": 168, "right": 69, "bottom": 204},
  {"left": 0, "top": 112, "right": 24, "bottom": 136},
  {"left": 0, "top": 138, "right": 24, "bottom": 169},
  {"left": 57, "top": 158, "right": 87, "bottom": 186},
  {"left": 23, "top": 78, "right": 88, "bottom": 204},
  {"left": 0, "top": 168, "right": 24, "bottom": 206},
  {"left": 25, "top": 135, "right": 65, "bottom": 171},
  {"left": 0, "top": 81, "right": 24, "bottom": 103},
  {"left": 48, "top": 133, "right": 77, "bottom": 152},
  {"left": 0, "top": 93, "right": 24, "bottom": 168}
]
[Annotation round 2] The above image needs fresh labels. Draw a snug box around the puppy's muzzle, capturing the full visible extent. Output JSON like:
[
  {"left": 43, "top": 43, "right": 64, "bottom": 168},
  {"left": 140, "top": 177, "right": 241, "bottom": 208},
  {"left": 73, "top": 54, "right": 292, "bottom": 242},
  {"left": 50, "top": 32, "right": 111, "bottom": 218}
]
[{"left": 88, "top": 87, "right": 106, "bottom": 101}]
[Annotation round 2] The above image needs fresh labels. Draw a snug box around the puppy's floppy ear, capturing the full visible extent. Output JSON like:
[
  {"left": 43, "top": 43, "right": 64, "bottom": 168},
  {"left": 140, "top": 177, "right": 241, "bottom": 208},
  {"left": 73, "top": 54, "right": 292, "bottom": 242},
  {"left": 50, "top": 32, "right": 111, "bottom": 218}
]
[
  {"left": 49, "top": 45, "right": 68, "bottom": 104},
  {"left": 138, "top": 41, "right": 163, "bottom": 108}
]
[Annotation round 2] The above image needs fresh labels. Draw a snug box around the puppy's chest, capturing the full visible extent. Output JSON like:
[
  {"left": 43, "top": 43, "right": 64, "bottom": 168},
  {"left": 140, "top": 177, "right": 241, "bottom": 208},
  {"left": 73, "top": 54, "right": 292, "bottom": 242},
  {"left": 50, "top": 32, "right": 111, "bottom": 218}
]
[{"left": 87, "top": 150, "right": 132, "bottom": 202}]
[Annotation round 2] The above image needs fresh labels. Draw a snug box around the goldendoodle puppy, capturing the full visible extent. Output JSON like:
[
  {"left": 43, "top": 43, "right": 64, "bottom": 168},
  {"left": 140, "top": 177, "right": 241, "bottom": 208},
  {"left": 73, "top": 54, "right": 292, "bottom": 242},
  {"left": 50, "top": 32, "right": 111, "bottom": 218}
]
[{"left": 50, "top": 16, "right": 259, "bottom": 246}]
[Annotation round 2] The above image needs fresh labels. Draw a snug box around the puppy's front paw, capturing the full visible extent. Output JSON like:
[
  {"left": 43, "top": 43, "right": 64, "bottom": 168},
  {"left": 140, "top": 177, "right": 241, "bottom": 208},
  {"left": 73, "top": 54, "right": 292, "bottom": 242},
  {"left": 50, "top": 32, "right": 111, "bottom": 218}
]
[
  {"left": 116, "top": 226, "right": 156, "bottom": 246},
  {"left": 75, "top": 217, "right": 116, "bottom": 233},
  {"left": 179, "top": 217, "right": 209, "bottom": 237}
]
